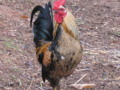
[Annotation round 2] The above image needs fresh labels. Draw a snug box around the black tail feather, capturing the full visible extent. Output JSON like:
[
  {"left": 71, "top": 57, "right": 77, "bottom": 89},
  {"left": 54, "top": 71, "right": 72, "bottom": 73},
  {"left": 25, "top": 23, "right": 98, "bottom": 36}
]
[
  {"left": 30, "top": 5, "right": 44, "bottom": 27},
  {"left": 30, "top": 2, "right": 53, "bottom": 46},
  {"left": 48, "top": 1, "right": 53, "bottom": 20}
]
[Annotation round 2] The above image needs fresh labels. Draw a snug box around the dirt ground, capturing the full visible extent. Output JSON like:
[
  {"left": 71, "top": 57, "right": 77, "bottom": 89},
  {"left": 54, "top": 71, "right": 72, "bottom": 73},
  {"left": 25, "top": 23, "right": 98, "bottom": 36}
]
[{"left": 0, "top": 0, "right": 120, "bottom": 90}]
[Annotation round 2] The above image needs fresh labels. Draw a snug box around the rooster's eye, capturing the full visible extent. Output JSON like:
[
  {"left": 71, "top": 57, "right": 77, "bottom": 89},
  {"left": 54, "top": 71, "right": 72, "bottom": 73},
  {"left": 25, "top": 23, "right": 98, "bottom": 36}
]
[
  {"left": 59, "top": 8, "right": 64, "bottom": 11},
  {"left": 53, "top": 10, "right": 58, "bottom": 13}
]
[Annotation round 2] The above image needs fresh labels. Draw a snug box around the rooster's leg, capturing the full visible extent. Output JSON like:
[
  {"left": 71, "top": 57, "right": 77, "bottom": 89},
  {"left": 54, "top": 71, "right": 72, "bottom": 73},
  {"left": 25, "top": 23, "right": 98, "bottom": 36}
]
[
  {"left": 53, "top": 84, "right": 60, "bottom": 90},
  {"left": 51, "top": 79, "right": 60, "bottom": 90}
]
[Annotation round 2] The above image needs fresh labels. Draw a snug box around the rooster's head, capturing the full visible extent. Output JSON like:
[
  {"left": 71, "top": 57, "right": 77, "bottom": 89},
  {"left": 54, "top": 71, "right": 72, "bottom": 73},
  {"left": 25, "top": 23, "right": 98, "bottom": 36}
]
[{"left": 52, "top": 0, "right": 67, "bottom": 24}]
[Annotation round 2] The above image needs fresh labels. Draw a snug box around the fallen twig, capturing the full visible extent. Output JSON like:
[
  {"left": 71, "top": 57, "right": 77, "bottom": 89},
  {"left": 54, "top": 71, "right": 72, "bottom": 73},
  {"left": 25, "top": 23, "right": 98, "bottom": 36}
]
[
  {"left": 74, "top": 74, "right": 87, "bottom": 85},
  {"left": 69, "top": 74, "right": 95, "bottom": 89},
  {"left": 26, "top": 77, "right": 34, "bottom": 90},
  {"left": 108, "top": 31, "right": 120, "bottom": 38}
]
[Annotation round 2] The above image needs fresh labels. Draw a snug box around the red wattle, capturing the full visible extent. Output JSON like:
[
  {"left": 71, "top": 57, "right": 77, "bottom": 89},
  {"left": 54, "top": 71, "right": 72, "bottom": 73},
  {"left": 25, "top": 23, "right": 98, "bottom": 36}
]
[
  {"left": 54, "top": 11, "right": 67, "bottom": 23},
  {"left": 54, "top": 13, "right": 63, "bottom": 23}
]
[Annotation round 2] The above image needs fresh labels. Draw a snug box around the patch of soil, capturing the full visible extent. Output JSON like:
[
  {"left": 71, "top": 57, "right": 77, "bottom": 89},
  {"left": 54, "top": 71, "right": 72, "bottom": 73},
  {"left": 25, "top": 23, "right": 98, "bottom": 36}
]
[{"left": 0, "top": 0, "right": 120, "bottom": 90}]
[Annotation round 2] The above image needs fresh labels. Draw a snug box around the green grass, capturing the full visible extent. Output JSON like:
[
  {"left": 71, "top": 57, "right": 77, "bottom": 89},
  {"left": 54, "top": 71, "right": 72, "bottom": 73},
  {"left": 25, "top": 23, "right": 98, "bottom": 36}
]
[
  {"left": 4, "top": 41, "right": 15, "bottom": 48},
  {"left": 12, "top": 67, "right": 23, "bottom": 72},
  {"left": 3, "top": 38, "right": 19, "bottom": 50},
  {"left": 4, "top": 59, "right": 13, "bottom": 64}
]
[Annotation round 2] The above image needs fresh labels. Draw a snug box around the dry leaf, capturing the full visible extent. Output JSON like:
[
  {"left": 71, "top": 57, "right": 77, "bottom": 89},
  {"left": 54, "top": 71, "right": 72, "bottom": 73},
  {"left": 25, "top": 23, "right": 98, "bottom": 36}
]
[{"left": 20, "top": 15, "right": 28, "bottom": 18}]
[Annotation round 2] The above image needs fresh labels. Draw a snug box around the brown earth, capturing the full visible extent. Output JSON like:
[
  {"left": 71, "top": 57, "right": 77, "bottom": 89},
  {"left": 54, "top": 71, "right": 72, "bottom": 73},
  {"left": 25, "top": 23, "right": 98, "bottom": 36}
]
[{"left": 0, "top": 0, "right": 120, "bottom": 90}]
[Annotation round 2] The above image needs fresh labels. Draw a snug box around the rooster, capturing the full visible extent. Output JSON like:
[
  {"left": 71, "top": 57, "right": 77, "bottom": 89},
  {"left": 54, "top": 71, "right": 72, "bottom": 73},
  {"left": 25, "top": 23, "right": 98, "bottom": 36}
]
[{"left": 30, "top": 0, "right": 83, "bottom": 90}]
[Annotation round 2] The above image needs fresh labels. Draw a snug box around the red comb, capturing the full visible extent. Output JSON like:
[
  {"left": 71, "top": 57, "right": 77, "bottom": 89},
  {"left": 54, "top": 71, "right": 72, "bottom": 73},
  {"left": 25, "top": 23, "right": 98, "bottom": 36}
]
[{"left": 52, "top": 0, "right": 66, "bottom": 10}]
